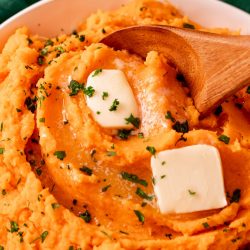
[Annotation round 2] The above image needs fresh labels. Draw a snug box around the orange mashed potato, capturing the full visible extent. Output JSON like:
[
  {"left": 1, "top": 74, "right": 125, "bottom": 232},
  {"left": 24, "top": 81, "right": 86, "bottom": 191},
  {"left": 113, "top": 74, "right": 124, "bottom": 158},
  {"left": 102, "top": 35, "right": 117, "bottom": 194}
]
[{"left": 0, "top": 0, "right": 250, "bottom": 249}]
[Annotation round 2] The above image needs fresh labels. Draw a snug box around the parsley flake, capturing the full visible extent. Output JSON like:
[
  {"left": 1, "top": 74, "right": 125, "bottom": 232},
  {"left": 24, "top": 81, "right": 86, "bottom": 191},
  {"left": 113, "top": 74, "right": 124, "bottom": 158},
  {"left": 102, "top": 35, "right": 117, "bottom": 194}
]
[
  {"left": 125, "top": 114, "right": 140, "bottom": 128},
  {"left": 134, "top": 210, "right": 144, "bottom": 224},
  {"left": 107, "top": 151, "right": 116, "bottom": 157},
  {"left": 172, "top": 120, "right": 189, "bottom": 133},
  {"left": 146, "top": 146, "right": 156, "bottom": 155},
  {"left": 83, "top": 86, "right": 95, "bottom": 97},
  {"left": 109, "top": 99, "right": 119, "bottom": 111},
  {"left": 165, "top": 111, "right": 176, "bottom": 122},
  {"left": 218, "top": 135, "right": 230, "bottom": 144},
  {"left": 79, "top": 35, "right": 85, "bottom": 42},
  {"left": 79, "top": 210, "right": 91, "bottom": 223},
  {"left": 92, "top": 69, "right": 102, "bottom": 77},
  {"left": 79, "top": 166, "right": 93, "bottom": 176},
  {"left": 0, "top": 148, "right": 4, "bottom": 154},
  {"left": 45, "top": 39, "right": 54, "bottom": 47},
  {"left": 120, "top": 172, "right": 148, "bottom": 187},
  {"left": 138, "top": 132, "right": 144, "bottom": 138},
  {"left": 202, "top": 222, "right": 210, "bottom": 229},
  {"left": 101, "top": 184, "right": 111, "bottom": 192},
  {"left": 10, "top": 221, "right": 19, "bottom": 233},
  {"left": 51, "top": 203, "right": 60, "bottom": 209},
  {"left": 68, "top": 80, "right": 83, "bottom": 96},
  {"left": 188, "top": 189, "right": 196, "bottom": 195},
  {"left": 41, "top": 231, "right": 49, "bottom": 243},
  {"left": 39, "top": 117, "right": 45, "bottom": 123},
  {"left": 247, "top": 86, "right": 250, "bottom": 94},
  {"left": 136, "top": 187, "right": 153, "bottom": 201},
  {"left": 117, "top": 129, "right": 132, "bottom": 140},
  {"left": 54, "top": 151, "right": 66, "bottom": 160},
  {"left": 102, "top": 91, "right": 109, "bottom": 100},
  {"left": 230, "top": 189, "right": 241, "bottom": 203},
  {"left": 183, "top": 23, "right": 195, "bottom": 29}
]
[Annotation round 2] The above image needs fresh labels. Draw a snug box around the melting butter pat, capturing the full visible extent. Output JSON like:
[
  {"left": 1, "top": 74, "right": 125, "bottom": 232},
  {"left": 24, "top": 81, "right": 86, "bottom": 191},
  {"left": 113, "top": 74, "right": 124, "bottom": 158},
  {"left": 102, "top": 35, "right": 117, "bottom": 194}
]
[
  {"left": 86, "top": 69, "right": 139, "bottom": 129},
  {"left": 151, "top": 145, "right": 227, "bottom": 214}
]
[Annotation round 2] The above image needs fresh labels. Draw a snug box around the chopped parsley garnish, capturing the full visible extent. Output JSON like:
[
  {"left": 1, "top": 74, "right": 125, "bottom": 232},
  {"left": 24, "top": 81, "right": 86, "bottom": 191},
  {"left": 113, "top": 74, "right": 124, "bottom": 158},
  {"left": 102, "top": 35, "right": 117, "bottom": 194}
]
[
  {"left": 79, "top": 35, "right": 85, "bottom": 42},
  {"left": 101, "top": 184, "right": 111, "bottom": 192},
  {"left": 125, "top": 114, "right": 140, "bottom": 128},
  {"left": 36, "top": 168, "right": 42, "bottom": 176},
  {"left": 183, "top": 23, "right": 195, "bottom": 29},
  {"left": 202, "top": 222, "right": 210, "bottom": 229},
  {"left": 161, "top": 175, "right": 166, "bottom": 179},
  {"left": 27, "top": 37, "right": 33, "bottom": 45},
  {"left": 41, "top": 231, "right": 49, "bottom": 243},
  {"left": 117, "top": 129, "right": 132, "bottom": 140},
  {"left": 96, "top": 111, "right": 101, "bottom": 115},
  {"left": 218, "top": 135, "right": 230, "bottom": 144},
  {"left": 230, "top": 189, "right": 241, "bottom": 203},
  {"left": 102, "top": 91, "right": 109, "bottom": 100},
  {"left": 79, "top": 210, "right": 91, "bottom": 223},
  {"left": 102, "top": 28, "right": 106, "bottom": 34},
  {"left": 107, "top": 151, "right": 116, "bottom": 157},
  {"left": 247, "top": 86, "right": 250, "bottom": 94},
  {"left": 68, "top": 246, "right": 74, "bottom": 250},
  {"left": 165, "top": 233, "right": 173, "bottom": 239},
  {"left": 51, "top": 203, "right": 60, "bottom": 209},
  {"left": 40, "top": 48, "right": 48, "bottom": 56},
  {"left": 92, "top": 69, "right": 102, "bottom": 77},
  {"left": 37, "top": 55, "right": 45, "bottom": 65},
  {"left": 120, "top": 172, "right": 148, "bottom": 187},
  {"left": 83, "top": 86, "right": 95, "bottom": 97},
  {"left": 25, "top": 96, "right": 37, "bottom": 113},
  {"left": 68, "top": 80, "right": 84, "bottom": 96},
  {"left": 172, "top": 120, "right": 189, "bottom": 133},
  {"left": 0, "top": 245, "right": 4, "bottom": 250},
  {"left": 231, "top": 237, "right": 241, "bottom": 243},
  {"left": 10, "top": 221, "right": 19, "bottom": 233},
  {"left": 0, "top": 122, "right": 3, "bottom": 132},
  {"left": 2, "top": 189, "right": 6, "bottom": 195},
  {"left": 138, "top": 132, "right": 144, "bottom": 139},
  {"left": 54, "top": 151, "right": 66, "bottom": 160},
  {"left": 134, "top": 210, "right": 144, "bottom": 224},
  {"left": 214, "top": 105, "right": 223, "bottom": 116},
  {"left": 55, "top": 46, "right": 65, "bottom": 53},
  {"left": 136, "top": 187, "right": 153, "bottom": 201},
  {"left": 109, "top": 99, "right": 119, "bottom": 111},
  {"left": 188, "top": 190, "right": 196, "bottom": 195},
  {"left": 119, "top": 230, "right": 129, "bottom": 235},
  {"left": 16, "top": 108, "right": 22, "bottom": 113},
  {"left": 161, "top": 161, "right": 166, "bottom": 165},
  {"left": 146, "top": 146, "right": 156, "bottom": 155},
  {"left": 0, "top": 148, "right": 4, "bottom": 154},
  {"left": 152, "top": 177, "right": 156, "bottom": 185},
  {"left": 165, "top": 111, "right": 176, "bottom": 122},
  {"left": 45, "top": 39, "right": 54, "bottom": 47},
  {"left": 39, "top": 117, "right": 45, "bottom": 123},
  {"left": 79, "top": 166, "right": 93, "bottom": 176}
]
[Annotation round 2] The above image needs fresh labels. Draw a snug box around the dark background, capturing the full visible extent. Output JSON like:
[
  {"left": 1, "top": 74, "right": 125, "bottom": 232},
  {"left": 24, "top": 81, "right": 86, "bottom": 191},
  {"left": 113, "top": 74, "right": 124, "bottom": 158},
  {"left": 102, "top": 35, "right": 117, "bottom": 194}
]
[{"left": 0, "top": 0, "right": 249, "bottom": 24}]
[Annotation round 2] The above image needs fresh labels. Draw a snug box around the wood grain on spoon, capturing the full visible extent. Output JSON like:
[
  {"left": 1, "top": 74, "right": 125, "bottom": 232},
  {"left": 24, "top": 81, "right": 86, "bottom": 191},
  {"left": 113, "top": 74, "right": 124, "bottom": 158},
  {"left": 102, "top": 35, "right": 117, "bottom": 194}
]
[{"left": 101, "top": 25, "right": 250, "bottom": 117}]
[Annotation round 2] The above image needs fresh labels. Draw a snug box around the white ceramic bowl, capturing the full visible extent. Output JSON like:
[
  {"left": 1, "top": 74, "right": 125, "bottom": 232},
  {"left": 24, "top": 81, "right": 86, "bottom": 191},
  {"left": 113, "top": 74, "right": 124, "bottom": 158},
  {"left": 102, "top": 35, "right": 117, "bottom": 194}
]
[{"left": 0, "top": 0, "right": 250, "bottom": 51}]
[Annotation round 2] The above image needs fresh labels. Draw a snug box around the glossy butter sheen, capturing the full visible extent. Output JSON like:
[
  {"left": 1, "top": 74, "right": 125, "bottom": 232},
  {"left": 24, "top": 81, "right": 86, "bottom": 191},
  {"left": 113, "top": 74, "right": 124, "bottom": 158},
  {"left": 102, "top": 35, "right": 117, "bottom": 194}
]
[
  {"left": 151, "top": 145, "right": 227, "bottom": 214},
  {"left": 86, "top": 69, "right": 139, "bottom": 129}
]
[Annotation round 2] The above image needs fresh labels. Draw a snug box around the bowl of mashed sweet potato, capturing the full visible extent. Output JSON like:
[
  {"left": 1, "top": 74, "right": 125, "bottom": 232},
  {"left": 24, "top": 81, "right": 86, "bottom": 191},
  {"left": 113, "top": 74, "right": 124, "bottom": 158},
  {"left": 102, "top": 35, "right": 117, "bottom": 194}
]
[{"left": 0, "top": 0, "right": 250, "bottom": 249}]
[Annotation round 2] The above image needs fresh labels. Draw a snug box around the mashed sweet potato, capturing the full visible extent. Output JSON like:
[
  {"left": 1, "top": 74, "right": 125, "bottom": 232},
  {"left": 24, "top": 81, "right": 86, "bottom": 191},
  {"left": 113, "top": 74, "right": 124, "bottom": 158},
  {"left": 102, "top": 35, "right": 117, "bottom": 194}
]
[{"left": 0, "top": 0, "right": 249, "bottom": 249}]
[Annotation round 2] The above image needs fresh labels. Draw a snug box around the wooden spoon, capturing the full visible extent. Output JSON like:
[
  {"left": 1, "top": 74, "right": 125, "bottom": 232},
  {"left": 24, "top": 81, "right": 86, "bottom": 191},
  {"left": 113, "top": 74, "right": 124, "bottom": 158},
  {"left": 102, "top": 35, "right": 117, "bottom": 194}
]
[{"left": 101, "top": 25, "right": 250, "bottom": 117}]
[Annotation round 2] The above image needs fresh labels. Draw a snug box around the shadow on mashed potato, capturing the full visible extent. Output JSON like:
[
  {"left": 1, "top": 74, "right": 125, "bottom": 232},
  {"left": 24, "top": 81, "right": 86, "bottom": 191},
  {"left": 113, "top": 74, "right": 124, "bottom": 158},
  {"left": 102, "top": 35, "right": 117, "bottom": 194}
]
[{"left": 0, "top": 0, "right": 250, "bottom": 249}]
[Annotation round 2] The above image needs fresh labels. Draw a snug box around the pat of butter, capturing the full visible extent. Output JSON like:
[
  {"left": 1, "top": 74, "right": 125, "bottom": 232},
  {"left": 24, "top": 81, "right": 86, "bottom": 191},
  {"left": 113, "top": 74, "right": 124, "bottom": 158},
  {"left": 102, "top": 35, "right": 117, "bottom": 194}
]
[
  {"left": 86, "top": 69, "right": 139, "bottom": 129},
  {"left": 151, "top": 145, "right": 227, "bottom": 214}
]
